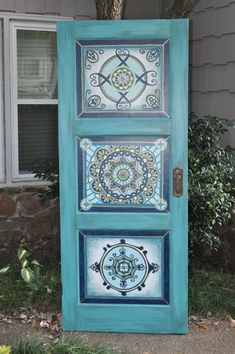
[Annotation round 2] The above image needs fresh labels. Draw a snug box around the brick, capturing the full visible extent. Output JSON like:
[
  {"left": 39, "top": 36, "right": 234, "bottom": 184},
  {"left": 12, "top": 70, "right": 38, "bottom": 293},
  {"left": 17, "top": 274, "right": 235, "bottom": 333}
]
[
  {"left": 0, "top": 193, "right": 17, "bottom": 216},
  {"left": 26, "top": 216, "right": 53, "bottom": 238},
  {"left": 0, "top": 220, "right": 20, "bottom": 232},
  {"left": 17, "top": 193, "right": 48, "bottom": 216}
]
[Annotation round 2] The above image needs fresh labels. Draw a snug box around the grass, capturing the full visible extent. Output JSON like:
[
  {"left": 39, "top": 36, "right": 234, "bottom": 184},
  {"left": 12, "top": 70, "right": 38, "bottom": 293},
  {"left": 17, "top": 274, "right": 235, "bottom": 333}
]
[
  {"left": 189, "top": 266, "right": 235, "bottom": 317},
  {"left": 1, "top": 264, "right": 235, "bottom": 317},
  {"left": 9, "top": 337, "right": 118, "bottom": 354},
  {"left": 0, "top": 268, "right": 61, "bottom": 312}
]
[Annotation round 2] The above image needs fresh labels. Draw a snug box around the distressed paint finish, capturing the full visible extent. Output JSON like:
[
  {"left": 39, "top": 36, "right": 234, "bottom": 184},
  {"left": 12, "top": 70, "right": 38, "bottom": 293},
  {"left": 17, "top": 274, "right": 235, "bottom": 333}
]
[{"left": 57, "top": 19, "right": 188, "bottom": 333}]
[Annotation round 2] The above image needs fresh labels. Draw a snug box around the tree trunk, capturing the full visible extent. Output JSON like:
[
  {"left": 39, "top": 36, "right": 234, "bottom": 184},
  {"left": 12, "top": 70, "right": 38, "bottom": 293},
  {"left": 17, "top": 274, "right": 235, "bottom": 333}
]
[
  {"left": 163, "top": 0, "right": 200, "bottom": 18},
  {"left": 95, "top": 0, "right": 127, "bottom": 20}
]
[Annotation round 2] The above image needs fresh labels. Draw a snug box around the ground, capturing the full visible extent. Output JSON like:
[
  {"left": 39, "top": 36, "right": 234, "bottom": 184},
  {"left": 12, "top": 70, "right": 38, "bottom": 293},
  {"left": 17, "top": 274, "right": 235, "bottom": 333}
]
[
  {"left": 0, "top": 317, "right": 234, "bottom": 354},
  {"left": 0, "top": 263, "right": 234, "bottom": 353}
]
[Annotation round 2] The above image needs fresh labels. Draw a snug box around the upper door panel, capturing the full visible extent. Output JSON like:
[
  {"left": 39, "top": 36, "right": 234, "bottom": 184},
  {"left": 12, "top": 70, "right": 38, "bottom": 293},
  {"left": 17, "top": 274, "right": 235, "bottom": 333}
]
[{"left": 76, "top": 39, "right": 169, "bottom": 118}]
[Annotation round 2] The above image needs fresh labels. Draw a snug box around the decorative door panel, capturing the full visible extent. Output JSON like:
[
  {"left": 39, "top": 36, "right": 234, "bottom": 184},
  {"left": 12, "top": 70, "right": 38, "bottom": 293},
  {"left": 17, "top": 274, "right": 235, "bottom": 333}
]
[
  {"left": 78, "top": 136, "right": 169, "bottom": 212},
  {"left": 76, "top": 40, "right": 169, "bottom": 117},
  {"left": 79, "top": 230, "right": 169, "bottom": 304},
  {"left": 58, "top": 20, "right": 188, "bottom": 334}
]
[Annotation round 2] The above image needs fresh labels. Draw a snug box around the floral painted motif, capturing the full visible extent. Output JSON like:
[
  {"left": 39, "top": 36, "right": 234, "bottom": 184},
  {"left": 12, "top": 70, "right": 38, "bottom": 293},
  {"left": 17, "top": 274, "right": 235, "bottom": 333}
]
[
  {"left": 76, "top": 40, "right": 169, "bottom": 117},
  {"left": 90, "top": 239, "right": 160, "bottom": 296},
  {"left": 78, "top": 137, "right": 169, "bottom": 212}
]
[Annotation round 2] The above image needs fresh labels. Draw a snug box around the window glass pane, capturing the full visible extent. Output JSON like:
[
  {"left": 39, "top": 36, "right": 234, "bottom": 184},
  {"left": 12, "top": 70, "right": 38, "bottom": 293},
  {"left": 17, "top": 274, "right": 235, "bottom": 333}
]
[
  {"left": 17, "top": 30, "right": 57, "bottom": 99},
  {"left": 18, "top": 105, "right": 58, "bottom": 174}
]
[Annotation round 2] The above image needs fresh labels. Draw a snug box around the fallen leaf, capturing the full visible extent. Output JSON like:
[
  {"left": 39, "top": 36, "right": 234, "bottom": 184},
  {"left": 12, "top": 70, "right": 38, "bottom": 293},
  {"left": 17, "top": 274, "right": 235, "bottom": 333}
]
[
  {"left": 189, "top": 315, "right": 200, "bottom": 323},
  {"left": 227, "top": 315, "right": 235, "bottom": 328},
  {"left": 196, "top": 321, "right": 209, "bottom": 330},
  {"left": 40, "top": 320, "right": 49, "bottom": 329},
  {"left": 213, "top": 321, "right": 220, "bottom": 326}
]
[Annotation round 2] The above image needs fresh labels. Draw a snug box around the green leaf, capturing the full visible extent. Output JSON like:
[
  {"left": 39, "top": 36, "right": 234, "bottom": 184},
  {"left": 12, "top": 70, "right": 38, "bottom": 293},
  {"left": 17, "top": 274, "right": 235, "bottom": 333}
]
[
  {"left": 30, "top": 259, "right": 41, "bottom": 267},
  {"left": 0, "top": 265, "right": 10, "bottom": 274},
  {"left": 0, "top": 345, "right": 11, "bottom": 354},
  {"left": 21, "top": 267, "right": 34, "bottom": 283},
  {"left": 21, "top": 259, "right": 28, "bottom": 268},
  {"left": 17, "top": 247, "right": 31, "bottom": 261}
]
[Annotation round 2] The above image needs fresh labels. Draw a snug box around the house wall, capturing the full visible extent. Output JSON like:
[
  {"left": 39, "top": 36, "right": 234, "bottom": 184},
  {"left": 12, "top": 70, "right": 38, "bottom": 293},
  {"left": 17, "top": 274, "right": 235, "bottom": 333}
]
[
  {"left": 0, "top": 0, "right": 95, "bottom": 18},
  {"left": 0, "top": 187, "right": 59, "bottom": 266},
  {"left": 189, "top": 0, "right": 235, "bottom": 148},
  {"left": 0, "top": 0, "right": 160, "bottom": 19}
]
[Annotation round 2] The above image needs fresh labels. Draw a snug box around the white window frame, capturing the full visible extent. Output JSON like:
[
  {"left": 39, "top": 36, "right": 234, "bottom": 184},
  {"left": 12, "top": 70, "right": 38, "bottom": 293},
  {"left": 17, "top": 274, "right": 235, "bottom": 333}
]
[
  {"left": 0, "top": 12, "right": 71, "bottom": 187},
  {"left": 10, "top": 20, "right": 58, "bottom": 181}
]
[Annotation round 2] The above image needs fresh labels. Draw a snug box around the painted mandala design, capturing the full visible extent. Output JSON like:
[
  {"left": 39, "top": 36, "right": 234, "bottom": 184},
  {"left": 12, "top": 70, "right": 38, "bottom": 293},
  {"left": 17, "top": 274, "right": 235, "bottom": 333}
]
[
  {"left": 90, "top": 239, "right": 160, "bottom": 296},
  {"left": 79, "top": 137, "right": 169, "bottom": 211},
  {"left": 110, "top": 66, "right": 136, "bottom": 92},
  {"left": 76, "top": 40, "right": 169, "bottom": 116}
]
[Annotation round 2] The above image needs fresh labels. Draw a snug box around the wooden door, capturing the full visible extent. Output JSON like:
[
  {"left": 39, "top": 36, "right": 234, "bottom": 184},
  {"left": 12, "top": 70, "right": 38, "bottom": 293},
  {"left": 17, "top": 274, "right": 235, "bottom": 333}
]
[{"left": 57, "top": 19, "right": 188, "bottom": 333}]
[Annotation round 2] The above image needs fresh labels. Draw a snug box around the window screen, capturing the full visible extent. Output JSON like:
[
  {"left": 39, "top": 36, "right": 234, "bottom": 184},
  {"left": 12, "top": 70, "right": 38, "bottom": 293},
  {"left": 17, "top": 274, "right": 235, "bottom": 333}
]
[
  {"left": 18, "top": 105, "right": 58, "bottom": 173},
  {"left": 16, "top": 29, "right": 58, "bottom": 175},
  {"left": 17, "top": 30, "right": 57, "bottom": 99}
]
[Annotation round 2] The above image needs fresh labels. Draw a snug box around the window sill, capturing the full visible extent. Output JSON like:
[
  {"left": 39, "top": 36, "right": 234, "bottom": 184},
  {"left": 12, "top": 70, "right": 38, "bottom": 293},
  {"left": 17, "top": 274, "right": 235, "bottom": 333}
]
[{"left": 0, "top": 179, "right": 51, "bottom": 189}]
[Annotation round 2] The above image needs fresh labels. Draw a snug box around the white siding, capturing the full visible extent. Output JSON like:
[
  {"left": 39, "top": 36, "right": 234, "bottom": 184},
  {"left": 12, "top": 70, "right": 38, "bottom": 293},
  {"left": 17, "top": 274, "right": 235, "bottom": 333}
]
[
  {"left": 190, "top": 0, "right": 235, "bottom": 147},
  {"left": 0, "top": 0, "right": 94, "bottom": 18},
  {"left": 0, "top": 0, "right": 160, "bottom": 19}
]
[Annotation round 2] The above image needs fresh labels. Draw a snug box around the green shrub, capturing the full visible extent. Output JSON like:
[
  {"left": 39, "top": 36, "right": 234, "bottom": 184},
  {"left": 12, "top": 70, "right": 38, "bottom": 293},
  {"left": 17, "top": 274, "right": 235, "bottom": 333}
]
[
  {"left": 189, "top": 115, "right": 235, "bottom": 254},
  {"left": 32, "top": 158, "right": 59, "bottom": 201}
]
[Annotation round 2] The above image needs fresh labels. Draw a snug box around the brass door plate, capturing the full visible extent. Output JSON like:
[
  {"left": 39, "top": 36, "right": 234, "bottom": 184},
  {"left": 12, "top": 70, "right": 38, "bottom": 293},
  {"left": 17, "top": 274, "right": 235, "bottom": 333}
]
[{"left": 173, "top": 168, "right": 183, "bottom": 197}]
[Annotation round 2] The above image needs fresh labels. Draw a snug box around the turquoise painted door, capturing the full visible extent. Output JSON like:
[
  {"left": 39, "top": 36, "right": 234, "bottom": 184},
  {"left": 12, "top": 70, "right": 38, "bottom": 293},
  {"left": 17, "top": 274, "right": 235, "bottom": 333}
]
[{"left": 57, "top": 19, "right": 188, "bottom": 334}]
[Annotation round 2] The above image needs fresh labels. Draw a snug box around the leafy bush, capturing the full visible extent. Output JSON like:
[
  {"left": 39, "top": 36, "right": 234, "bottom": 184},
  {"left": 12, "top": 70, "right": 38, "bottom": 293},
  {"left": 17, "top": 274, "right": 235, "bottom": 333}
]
[
  {"left": 33, "top": 158, "right": 59, "bottom": 201},
  {"left": 189, "top": 115, "right": 235, "bottom": 254},
  {"left": 17, "top": 247, "right": 42, "bottom": 283},
  {"left": 0, "top": 247, "right": 41, "bottom": 284}
]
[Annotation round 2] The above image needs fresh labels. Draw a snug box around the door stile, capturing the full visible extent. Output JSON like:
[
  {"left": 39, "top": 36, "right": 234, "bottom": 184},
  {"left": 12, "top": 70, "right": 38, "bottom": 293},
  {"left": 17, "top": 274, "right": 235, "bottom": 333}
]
[
  {"left": 169, "top": 20, "right": 189, "bottom": 333},
  {"left": 57, "top": 22, "right": 78, "bottom": 329}
]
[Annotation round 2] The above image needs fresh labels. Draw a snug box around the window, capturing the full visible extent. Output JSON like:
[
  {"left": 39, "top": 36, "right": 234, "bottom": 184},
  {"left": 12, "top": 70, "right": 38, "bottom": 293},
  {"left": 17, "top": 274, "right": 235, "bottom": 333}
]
[
  {"left": 0, "top": 13, "right": 71, "bottom": 186},
  {"left": 11, "top": 22, "right": 58, "bottom": 179}
]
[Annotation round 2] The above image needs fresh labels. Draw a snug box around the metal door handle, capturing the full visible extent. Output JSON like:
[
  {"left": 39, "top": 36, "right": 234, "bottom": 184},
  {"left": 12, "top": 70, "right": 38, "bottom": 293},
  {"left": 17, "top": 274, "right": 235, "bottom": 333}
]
[{"left": 173, "top": 168, "right": 183, "bottom": 197}]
